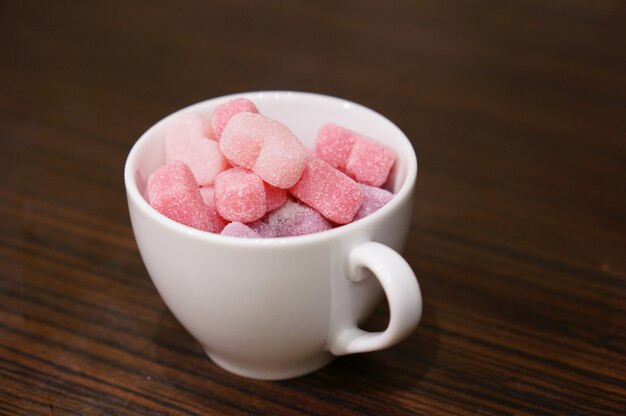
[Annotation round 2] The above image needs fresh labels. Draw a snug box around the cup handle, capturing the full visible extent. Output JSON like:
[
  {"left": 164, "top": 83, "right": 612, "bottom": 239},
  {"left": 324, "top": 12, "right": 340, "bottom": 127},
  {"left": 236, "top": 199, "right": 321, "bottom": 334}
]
[{"left": 329, "top": 241, "right": 422, "bottom": 355}]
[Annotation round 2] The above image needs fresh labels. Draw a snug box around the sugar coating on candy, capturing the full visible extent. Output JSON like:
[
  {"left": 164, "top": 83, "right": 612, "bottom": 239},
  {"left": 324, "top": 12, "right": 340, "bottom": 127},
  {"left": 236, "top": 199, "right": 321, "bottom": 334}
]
[
  {"left": 248, "top": 220, "right": 277, "bottom": 238},
  {"left": 146, "top": 161, "right": 220, "bottom": 232},
  {"left": 165, "top": 112, "right": 229, "bottom": 186},
  {"left": 346, "top": 136, "right": 396, "bottom": 187},
  {"left": 353, "top": 183, "right": 394, "bottom": 221},
  {"left": 220, "top": 112, "right": 308, "bottom": 189},
  {"left": 220, "top": 222, "right": 261, "bottom": 238},
  {"left": 314, "top": 123, "right": 356, "bottom": 171},
  {"left": 214, "top": 167, "right": 267, "bottom": 223},
  {"left": 150, "top": 100, "right": 399, "bottom": 238},
  {"left": 289, "top": 158, "right": 363, "bottom": 224},
  {"left": 315, "top": 123, "right": 397, "bottom": 187},
  {"left": 266, "top": 199, "right": 332, "bottom": 237},
  {"left": 253, "top": 129, "right": 308, "bottom": 189},
  {"left": 264, "top": 183, "right": 288, "bottom": 212},
  {"left": 211, "top": 98, "right": 259, "bottom": 140},
  {"left": 219, "top": 112, "right": 266, "bottom": 169},
  {"left": 167, "top": 111, "right": 215, "bottom": 141}
]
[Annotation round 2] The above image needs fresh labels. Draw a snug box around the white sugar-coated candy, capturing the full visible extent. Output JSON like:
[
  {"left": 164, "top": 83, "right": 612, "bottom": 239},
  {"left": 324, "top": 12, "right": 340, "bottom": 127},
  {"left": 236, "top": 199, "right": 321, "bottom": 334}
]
[
  {"left": 165, "top": 112, "right": 229, "bottom": 186},
  {"left": 219, "top": 112, "right": 266, "bottom": 169},
  {"left": 220, "top": 112, "right": 308, "bottom": 189}
]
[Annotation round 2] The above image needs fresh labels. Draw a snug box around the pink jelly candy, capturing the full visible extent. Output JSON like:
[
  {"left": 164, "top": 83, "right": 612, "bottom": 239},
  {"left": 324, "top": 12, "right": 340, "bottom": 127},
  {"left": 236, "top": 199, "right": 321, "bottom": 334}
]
[
  {"left": 315, "top": 123, "right": 396, "bottom": 187},
  {"left": 214, "top": 167, "right": 267, "bottom": 223},
  {"left": 264, "top": 183, "right": 288, "bottom": 212},
  {"left": 146, "top": 161, "right": 223, "bottom": 232},
  {"left": 221, "top": 222, "right": 261, "bottom": 238},
  {"left": 253, "top": 127, "right": 309, "bottom": 189},
  {"left": 165, "top": 112, "right": 230, "bottom": 186},
  {"left": 289, "top": 158, "right": 363, "bottom": 224},
  {"left": 220, "top": 112, "right": 308, "bottom": 189},
  {"left": 219, "top": 112, "right": 266, "bottom": 169},
  {"left": 346, "top": 136, "right": 396, "bottom": 187},
  {"left": 266, "top": 199, "right": 332, "bottom": 237},
  {"left": 211, "top": 98, "right": 259, "bottom": 140},
  {"left": 353, "top": 183, "right": 394, "bottom": 221},
  {"left": 314, "top": 123, "right": 356, "bottom": 171}
]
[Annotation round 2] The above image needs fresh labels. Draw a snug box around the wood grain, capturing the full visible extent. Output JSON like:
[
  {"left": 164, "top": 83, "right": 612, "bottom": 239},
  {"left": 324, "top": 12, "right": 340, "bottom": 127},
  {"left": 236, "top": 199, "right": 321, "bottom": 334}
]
[{"left": 1, "top": 1, "right": 625, "bottom": 414}]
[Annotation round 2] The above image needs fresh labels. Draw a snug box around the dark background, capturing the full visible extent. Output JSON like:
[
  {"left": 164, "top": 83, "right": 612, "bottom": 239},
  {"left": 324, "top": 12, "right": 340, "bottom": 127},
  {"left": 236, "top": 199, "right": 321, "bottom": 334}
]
[{"left": 1, "top": 1, "right": 625, "bottom": 415}]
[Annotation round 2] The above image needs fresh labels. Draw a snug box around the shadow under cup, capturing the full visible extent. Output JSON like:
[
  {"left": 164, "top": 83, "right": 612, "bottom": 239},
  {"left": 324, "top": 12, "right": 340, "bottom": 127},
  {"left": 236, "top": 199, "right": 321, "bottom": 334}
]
[{"left": 125, "top": 91, "right": 419, "bottom": 380}]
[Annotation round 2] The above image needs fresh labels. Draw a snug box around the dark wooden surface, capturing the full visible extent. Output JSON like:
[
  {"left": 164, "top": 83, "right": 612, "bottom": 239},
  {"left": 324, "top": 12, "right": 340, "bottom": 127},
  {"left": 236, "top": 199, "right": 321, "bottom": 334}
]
[{"left": 1, "top": 1, "right": 625, "bottom": 414}]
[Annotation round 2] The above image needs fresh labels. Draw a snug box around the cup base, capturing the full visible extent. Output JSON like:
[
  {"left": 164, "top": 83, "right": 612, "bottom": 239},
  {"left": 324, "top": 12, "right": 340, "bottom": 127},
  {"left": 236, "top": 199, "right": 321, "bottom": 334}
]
[{"left": 205, "top": 350, "right": 336, "bottom": 380}]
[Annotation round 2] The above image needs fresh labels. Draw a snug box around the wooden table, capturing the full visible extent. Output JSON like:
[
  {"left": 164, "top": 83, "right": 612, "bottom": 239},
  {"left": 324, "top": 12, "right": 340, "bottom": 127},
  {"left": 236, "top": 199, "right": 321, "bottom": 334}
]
[{"left": 1, "top": 1, "right": 625, "bottom": 414}]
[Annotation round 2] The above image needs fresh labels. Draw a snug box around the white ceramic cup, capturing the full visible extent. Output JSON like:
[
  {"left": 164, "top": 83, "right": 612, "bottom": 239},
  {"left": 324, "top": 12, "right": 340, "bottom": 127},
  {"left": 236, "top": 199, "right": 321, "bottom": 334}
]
[{"left": 124, "top": 91, "right": 422, "bottom": 380}]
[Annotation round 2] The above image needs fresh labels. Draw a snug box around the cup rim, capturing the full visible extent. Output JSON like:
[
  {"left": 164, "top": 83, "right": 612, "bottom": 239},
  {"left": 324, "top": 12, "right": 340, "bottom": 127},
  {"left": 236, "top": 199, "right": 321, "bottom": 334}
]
[{"left": 124, "top": 90, "right": 418, "bottom": 248}]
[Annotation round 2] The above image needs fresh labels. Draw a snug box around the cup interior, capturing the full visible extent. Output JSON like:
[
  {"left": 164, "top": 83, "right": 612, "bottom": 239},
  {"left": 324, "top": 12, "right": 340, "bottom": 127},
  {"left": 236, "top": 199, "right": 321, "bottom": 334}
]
[{"left": 125, "top": 91, "right": 417, "bottom": 233}]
